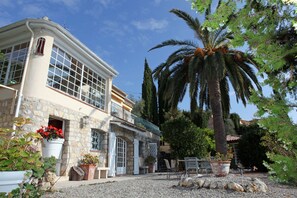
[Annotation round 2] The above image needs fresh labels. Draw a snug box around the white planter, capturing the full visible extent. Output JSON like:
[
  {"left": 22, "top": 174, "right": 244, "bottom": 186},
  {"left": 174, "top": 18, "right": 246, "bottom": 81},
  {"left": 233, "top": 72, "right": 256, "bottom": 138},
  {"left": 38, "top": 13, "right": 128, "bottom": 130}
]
[
  {"left": 210, "top": 161, "right": 231, "bottom": 177},
  {"left": 0, "top": 170, "right": 31, "bottom": 194},
  {"left": 42, "top": 138, "right": 65, "bottom": 159}
]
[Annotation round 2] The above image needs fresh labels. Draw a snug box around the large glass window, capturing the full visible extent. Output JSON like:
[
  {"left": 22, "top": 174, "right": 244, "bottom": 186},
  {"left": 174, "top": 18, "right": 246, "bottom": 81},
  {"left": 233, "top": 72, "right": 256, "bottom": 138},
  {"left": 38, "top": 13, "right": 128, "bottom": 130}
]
[
  {"left": 91, "top": 129, "right": 104, "bottom": 150},
  {"left": 0, "top": 42, "right": 30, "bottom": 85},
  {"left": 47, "top": 45, "right": 106, "bottom": 110}
]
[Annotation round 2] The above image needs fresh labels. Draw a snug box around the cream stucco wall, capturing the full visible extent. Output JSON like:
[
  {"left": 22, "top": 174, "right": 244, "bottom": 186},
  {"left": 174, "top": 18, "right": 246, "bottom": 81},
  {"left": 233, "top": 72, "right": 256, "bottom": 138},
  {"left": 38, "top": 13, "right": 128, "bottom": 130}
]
[{"left": 20, "top": 29, "right": 113, "bottom": 123}]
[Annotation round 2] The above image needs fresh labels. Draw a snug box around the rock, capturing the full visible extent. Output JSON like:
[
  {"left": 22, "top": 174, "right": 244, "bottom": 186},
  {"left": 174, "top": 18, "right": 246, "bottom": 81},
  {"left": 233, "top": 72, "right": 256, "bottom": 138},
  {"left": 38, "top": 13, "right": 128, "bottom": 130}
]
[
  {"left": 40, "top": 182, "right": 52, "bottom": 191},
  {"left": 244, "top": 182, "right": 257, "bottom": 192},
  {"left": 209, "top": 181, "right": 218, "bottom": 189},
  {"left": 45, "top": 171, "right": 57, "bottom": 185},
  {"left": 203, "top": 179, "right": 211, "bottom": 188},
  {"left": 179, "top": 177, "right": 194, "bottom": 187},
  {"left": 227, "top": 182, "right": 244, "bottom": 192},
  {"left": 194, "top": 179, "right": 205, "bottom": 188},
  {"left": 216, "top": 181, "right": 226, "bottom": 189},
  {"left": 252, "top": 178, "right": 268, "bottom": 192}
]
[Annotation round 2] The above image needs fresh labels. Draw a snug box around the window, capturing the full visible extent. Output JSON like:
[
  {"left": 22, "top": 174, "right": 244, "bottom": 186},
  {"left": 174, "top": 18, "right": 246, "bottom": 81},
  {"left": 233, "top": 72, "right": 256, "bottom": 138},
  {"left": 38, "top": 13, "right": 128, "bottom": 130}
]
[
  {"left": 111, "top": 102, "right": 122, "bottom": 117},
  {"left": 91, "top": 129, "right": 104, "bottom": 150},
  {"left": 35, "top": 37, "right": 46, "bottom": 55},
  {"left": 47, "top": 45, "right": 106, "bottom": 110},
  {"left": 0, "top": 41, "right": 30, "bottom": 85}
]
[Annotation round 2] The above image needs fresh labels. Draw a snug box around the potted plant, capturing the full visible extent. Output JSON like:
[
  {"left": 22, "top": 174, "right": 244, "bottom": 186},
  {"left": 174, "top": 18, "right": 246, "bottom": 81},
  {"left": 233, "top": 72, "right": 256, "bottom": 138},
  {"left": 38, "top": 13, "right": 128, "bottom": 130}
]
[
  {"left": 37, "top": 125, "right": 64, "bottom": 159},
  {"left": 79, "top": 154, "right": 99, "bottom": 180},
  {"left": 209, "top": 149, "right": 233, "bottom": 177},
  {"left": 145, "top": 155, "right": 156, "bottom": 173},
  {"left": 0, "top": 117, "right": 43, "bottom": 196}
]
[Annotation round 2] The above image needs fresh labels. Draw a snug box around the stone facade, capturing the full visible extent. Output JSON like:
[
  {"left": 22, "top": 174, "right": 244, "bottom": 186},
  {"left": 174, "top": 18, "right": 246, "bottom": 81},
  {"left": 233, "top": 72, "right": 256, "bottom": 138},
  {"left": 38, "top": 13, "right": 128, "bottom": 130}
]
[
  {"left": 110, "top": 124, "right": 159, "bottom": 175},
  {"left": 0, "top": 98, "right": 15, "bottom": 128},
  {"left": 0, "top": 18, "right": 160, "bottom": 178},
  {"left": 14, "top": 96, "right": 109, "bottom": 176}
]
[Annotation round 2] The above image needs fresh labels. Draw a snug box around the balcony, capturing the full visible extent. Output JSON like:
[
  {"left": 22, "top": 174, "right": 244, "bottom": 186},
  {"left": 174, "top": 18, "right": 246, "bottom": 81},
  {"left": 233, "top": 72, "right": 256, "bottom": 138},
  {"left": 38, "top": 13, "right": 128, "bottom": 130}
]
[
  {"left": 111, "top": 102, "right": 161, "bottom": 136},
  {"left": 132, "top": 115, "right": 161, "bottom": 136}
]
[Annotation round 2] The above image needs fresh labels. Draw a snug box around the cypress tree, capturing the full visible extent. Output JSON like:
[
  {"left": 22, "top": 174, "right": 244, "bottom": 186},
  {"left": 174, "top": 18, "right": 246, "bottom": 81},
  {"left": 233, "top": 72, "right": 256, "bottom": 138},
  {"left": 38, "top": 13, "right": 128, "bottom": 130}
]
[{"left": 141, "top": 59, "right": 158, "bottom": 125}]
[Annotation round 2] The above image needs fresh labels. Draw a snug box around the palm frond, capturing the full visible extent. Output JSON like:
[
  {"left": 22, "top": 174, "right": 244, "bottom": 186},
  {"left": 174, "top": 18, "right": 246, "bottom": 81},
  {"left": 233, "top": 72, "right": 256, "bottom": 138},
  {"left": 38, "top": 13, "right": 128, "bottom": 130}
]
[
  {"left": 149, "top": 39, "right": 197, "bottom": 51},
  {"left": 170, "top": 9, "right": 207, "bottom": 46}
]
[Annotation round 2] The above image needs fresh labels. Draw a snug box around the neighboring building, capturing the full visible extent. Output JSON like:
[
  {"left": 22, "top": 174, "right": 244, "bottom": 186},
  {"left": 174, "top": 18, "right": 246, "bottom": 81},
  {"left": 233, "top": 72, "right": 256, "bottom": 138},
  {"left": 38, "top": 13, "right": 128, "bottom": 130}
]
[{"left": 0, "top": 17, "right": 160, "bottom": 177}]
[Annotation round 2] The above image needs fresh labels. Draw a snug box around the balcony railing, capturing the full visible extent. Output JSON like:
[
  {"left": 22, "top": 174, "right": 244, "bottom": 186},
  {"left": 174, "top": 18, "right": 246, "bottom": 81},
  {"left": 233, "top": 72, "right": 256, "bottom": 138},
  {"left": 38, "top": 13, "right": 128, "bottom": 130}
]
[
  {"left": 111, "top": 102, "right": 161, "bottom": 135},
  {"left": 132, "top": 115, "right": 161, "bottom": 136}
]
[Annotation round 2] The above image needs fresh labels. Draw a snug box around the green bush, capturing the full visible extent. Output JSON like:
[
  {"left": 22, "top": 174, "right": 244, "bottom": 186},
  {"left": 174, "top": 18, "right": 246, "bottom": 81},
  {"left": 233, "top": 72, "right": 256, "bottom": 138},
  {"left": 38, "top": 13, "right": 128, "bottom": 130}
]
[
  {"left": 237, "top": 124, "right": 269, "bottom": 172},
  {"left": 161, "top": 115, "right": 213, "bottom": 159}
]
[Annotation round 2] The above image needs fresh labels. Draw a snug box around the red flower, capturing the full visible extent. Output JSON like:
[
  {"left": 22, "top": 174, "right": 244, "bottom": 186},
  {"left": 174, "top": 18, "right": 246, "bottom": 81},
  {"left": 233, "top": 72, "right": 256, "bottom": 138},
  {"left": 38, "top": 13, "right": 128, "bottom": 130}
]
[{"left": 36, "top": 125, "right": 64, "bottom": 141}]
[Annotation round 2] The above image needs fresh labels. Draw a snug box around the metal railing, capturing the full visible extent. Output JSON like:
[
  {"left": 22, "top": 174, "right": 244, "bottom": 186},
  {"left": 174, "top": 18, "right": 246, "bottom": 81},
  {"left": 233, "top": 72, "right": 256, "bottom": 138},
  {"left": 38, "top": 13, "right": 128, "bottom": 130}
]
[{"left": 111, "top": 102, "right": 161, "bottom": 135}]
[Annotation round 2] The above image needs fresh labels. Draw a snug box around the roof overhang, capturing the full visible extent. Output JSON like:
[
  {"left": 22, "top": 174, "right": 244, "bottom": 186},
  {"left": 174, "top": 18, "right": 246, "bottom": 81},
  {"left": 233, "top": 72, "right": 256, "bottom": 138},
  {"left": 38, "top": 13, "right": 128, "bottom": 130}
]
[{"left": 0, "top": 18, "right": 118, "bottom": 77}]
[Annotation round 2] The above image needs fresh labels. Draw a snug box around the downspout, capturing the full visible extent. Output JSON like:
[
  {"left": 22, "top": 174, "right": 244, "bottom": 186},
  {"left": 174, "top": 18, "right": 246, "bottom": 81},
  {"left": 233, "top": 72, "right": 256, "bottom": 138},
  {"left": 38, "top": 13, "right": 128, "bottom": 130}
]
[{"left": 14, "top": 21, "right": 34, "bottom": 120}]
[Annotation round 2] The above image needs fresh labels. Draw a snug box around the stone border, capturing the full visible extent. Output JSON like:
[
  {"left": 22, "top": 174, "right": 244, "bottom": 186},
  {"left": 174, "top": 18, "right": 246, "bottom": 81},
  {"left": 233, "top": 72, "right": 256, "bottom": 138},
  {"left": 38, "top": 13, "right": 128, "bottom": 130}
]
[{"left": 177, "top": 174, "right": 268, "bottom": 193}]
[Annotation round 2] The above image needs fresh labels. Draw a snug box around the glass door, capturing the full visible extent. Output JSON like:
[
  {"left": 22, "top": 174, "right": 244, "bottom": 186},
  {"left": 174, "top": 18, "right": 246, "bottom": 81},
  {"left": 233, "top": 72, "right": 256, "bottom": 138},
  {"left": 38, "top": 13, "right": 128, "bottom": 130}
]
[{"left": 116, "top": 137, "right": 127, "bottom": 175}]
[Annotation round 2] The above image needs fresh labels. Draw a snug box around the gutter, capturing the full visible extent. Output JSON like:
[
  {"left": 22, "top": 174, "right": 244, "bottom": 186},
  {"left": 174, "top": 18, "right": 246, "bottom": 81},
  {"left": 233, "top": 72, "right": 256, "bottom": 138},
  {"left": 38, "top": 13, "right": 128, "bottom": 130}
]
[{"left": 14, "top": 21, "right": 34, "bottom": 120}]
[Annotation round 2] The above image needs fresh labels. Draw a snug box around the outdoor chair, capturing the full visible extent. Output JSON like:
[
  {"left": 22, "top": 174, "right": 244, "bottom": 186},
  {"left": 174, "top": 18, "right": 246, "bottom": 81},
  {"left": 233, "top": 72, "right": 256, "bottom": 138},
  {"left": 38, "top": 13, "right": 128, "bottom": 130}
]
[
  {"left": 164, "top": 159, "right": 179, "bottom": 179},
  {"left": 199, "top": 160, "right": 211, "bottom": 175},
  {"left": 184, "top": 157, "right": 199, "bottom": 175}
]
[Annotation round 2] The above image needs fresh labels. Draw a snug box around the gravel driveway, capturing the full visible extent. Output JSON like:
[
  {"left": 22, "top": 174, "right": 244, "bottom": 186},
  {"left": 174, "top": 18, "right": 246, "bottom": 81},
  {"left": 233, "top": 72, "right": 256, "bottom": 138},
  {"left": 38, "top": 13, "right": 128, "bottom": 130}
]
[{"left": 42, "top": 174, "right": 297, "bottom": 198}]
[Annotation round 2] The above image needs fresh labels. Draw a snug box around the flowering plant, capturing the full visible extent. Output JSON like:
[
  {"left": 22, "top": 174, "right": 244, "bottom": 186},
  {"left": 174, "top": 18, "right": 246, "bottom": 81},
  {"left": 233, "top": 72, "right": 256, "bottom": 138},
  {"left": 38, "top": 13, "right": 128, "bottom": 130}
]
[
  {"left": 80, "top": 153, "right": 99, "bottom": 165},
  {"left": 209, "top": 147, "right": 233, "bottom": 161},
  {"left": 37, "top": 125, "right": 64, "bottom": 141}
]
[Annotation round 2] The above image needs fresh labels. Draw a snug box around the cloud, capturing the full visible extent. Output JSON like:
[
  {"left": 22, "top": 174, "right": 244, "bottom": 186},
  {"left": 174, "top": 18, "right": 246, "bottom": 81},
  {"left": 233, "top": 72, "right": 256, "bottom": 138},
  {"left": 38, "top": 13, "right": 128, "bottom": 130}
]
[
  {"left": 48, "top": 0, "right": 80, "bottom": 9},
  {"left": 100, "top": 20, "right": 131, "bottom": 38},
  {"left": 132, "top": 18, "right": 168, "bottom": 31},
  {"left": 95, "top": 0, "right": 113, "bottom": 7},
  {"left": 22, "top": 4, "right": 45, "bottom": 17},
  {"left": 0, "top": 0, "right": 13, "bottom": 7},
  {"left": 154, "top": 0, "right": 162, "bottom": 5}
]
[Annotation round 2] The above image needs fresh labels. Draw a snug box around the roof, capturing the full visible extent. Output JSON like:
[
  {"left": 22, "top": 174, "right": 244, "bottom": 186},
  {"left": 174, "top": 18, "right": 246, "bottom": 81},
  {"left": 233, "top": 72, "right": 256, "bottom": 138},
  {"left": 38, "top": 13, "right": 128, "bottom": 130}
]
[
  {"left": 0, "top": 17, "right": 118, "bottom": 77},
  {"left": 226, "top": 135, "right": 241, "bottom": 143}
]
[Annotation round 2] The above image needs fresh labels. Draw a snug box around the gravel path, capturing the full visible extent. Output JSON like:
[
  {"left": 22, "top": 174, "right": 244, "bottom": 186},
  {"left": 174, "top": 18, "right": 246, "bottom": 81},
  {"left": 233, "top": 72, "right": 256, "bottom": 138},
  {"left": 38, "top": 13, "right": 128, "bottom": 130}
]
[{"left": 42, "top": 174, "right": 297, "bottom": 198}]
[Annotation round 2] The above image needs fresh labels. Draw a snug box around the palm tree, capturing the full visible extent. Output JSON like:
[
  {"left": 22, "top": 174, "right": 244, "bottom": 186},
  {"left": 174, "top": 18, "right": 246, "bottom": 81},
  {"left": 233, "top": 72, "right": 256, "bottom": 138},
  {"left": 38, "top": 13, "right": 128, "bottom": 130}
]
[{"left": 149, "top": 9, "right": 262, "bottom": 154}]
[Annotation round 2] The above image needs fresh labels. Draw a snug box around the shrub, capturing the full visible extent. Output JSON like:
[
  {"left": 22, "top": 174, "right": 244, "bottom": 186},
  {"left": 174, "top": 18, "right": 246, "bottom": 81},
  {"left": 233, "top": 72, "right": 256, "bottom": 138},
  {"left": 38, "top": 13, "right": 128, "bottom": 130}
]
[
  {"left": 237, "top": 124, "right": 269, "bottom": 172},
  {"left": 161, "top": 115, "right": 212, "bottom": 159}
]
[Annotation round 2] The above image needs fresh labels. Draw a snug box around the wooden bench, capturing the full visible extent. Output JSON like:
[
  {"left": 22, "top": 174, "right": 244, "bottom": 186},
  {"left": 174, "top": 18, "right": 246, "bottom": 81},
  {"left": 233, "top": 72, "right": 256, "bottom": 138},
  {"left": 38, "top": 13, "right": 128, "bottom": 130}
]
[{"left": 94, "top": 167, "right": 109, "bottom": 179}]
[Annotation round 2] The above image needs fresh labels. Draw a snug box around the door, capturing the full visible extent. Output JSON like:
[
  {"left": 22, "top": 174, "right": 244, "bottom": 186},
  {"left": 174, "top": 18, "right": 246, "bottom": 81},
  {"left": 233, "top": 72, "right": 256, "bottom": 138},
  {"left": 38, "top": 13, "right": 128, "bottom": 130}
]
[
  {"left": 133, "top": 139, "right": 139, "bottom": 175},
  {"left": 108, "top": 132, "right": 116, "bottom": 177},
  {"left": 148, "top": 143, "right": 158, "bottom": 171},
  {"left": 116, "top": 137, "right": 127, "bottom": 175}
]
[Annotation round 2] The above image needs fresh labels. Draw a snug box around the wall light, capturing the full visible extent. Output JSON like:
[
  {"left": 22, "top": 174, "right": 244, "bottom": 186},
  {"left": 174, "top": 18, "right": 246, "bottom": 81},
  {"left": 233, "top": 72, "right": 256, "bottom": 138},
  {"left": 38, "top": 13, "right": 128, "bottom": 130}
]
[{"left": 80, "top": 116, "right": 90, "bottom": 128}]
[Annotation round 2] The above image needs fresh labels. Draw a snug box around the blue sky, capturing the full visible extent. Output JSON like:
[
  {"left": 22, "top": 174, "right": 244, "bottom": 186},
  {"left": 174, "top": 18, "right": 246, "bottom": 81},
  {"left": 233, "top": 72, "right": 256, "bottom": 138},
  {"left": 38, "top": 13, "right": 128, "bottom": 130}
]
[{"left": 1, "top": 0, "right": 292, "bottom": 122}]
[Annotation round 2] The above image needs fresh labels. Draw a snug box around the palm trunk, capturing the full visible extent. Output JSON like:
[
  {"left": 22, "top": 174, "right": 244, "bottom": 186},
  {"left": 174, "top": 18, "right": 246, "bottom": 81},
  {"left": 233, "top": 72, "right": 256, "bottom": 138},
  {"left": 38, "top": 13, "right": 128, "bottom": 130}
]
[{"left": 208, "top": 80, "right": 227, "bottom": 154}]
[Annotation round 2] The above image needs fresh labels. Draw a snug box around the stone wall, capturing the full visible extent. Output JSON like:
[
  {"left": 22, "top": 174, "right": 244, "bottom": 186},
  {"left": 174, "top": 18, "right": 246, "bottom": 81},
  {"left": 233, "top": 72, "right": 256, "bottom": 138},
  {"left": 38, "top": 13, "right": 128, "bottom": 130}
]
[
  {"left": 111, "top": 124, "right": 160, "bottom": 175},
  {"left": 18, "top": 96, "right": 109, "bottom": 176},
  {"left": 0, "top": 98, "right": 15, "bottom": 128}
]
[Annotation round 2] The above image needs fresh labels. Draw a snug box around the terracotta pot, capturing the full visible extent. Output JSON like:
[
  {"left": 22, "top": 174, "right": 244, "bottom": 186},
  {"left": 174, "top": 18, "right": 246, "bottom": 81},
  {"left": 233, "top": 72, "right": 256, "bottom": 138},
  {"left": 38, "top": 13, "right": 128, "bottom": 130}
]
[
  {"left": 210, "top": 161, "right": 231, "bottom": 177},
  {"left": 79, "top": 164, "right": 96, "bottom": 180},
  {"left": 148, "top": 164, "right": 155, "bottom": 173}
]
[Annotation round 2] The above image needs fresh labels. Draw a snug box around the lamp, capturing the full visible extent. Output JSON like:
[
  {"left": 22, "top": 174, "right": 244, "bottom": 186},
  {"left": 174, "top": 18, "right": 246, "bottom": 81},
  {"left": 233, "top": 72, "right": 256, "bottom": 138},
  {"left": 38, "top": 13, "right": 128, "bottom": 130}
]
[{"left": 80, "top": 116, "right": 89, "bottom": 128}]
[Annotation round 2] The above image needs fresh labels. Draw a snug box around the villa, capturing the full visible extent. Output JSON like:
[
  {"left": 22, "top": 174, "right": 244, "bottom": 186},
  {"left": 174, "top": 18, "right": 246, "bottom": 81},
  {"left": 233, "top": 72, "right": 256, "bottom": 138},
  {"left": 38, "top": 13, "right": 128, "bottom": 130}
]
[{"left": 0, "top": 17, "right": 160, "bottom": 177}]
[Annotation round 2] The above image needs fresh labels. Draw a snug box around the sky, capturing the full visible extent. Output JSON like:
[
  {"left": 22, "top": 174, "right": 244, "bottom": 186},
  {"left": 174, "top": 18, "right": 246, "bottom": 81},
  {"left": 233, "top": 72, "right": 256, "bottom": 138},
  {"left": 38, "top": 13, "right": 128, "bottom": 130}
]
[{"left": 0, "top": 0, "right": 294, "bottom": 122}]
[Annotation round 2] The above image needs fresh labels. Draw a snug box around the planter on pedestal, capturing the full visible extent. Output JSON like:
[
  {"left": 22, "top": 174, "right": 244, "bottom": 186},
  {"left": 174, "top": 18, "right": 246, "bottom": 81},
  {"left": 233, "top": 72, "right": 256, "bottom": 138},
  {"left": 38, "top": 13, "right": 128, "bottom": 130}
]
[
  {"left": 0, "top": 171, "right": 32, "bottom": 194},
  {"left": 42, "top": 138, "right": 65, "bottom": 159},
  {"left": 210, "top": 161, "right": 231, "bottom": 177},
  {"left": 79, "top": 164, "right": 96, "bottom": 180},
  {"left": 144, "top": 156, "right": 156, "bottom": 173}
]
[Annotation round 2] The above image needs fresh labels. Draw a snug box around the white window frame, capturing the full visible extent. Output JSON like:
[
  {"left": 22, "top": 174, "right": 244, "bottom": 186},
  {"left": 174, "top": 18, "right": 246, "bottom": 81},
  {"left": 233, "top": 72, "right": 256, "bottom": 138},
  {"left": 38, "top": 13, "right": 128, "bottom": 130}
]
[{"left": 91, "top": 129, "right": 104, "bottom": 151}]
